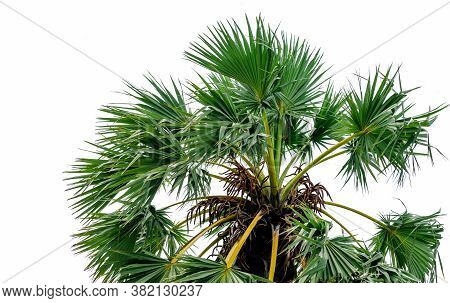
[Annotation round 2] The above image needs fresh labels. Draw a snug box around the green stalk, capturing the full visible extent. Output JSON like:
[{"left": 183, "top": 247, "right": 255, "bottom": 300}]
[
  {"left": 323, "top": 201, "right": 388, "bottom": 229},
  {"left": 274, "top": 105, "right": 284, "bottom": 179},
  {"left": 281, "top": 130, "right": 366, "bottom": 201},
  {"left": 318, "top": 208, "right": 364, "bottom": 249},
  {"left": 171, "top": 214, "right": 236, "bottom": 264},
  {"left": 314, "top": 150, "right": 347, "bottom": 166},
  {"left": 209, "top": 173, "right": 227, "bottom": 182},
  {"left": 198, "top": 236, "right": 223, "bottom": 257},
  {"left": 239, "top": 153, "right": 270, "bottom": 197},
  {"left": 239, "top": 154, "right": 256, "bottom": 172},
  {"left": 262, "top": 110, "right": 279, "bottom": 204},
  {"left": 279, "top": 143, "right": 310, "bottom": 186},
  {"left": 207, "top": 161, "right": 236, "bottom": 172},
  {"left": 279, "top": 153, "right": 299, "bottom": 186}
]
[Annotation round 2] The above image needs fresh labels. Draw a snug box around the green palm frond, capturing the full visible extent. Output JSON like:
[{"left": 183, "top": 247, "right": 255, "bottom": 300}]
[
  {"left": 371, "top": 211, "right": 443, "bottom": 282},
  {"left": 189, "top": 74, "right": 242, "bottom": 123},
  {"left": 277, "top": 34, "right": 327, "bottom": 118},
  {"left": 185, "top": 16, "right": 279, "bottom": 102},
  {"left": 296, "top": 236, "right": 362, "bottom": 282},
  {"left": 73, "top": 211, "right": 140, "bottom": 282},
  {"left": 118, "top": 252, "right": 180, "bottom": 283},
  {"left": 353, "top": 252, "right": 419, "bottom": 283},
  {"left": 123, "top": 74, "right": 189, "bottom": 124},
  {"left": 284, "top": 117, "right": 312, "bottom": 159},
  {"left": 67, "top": 15, "right": 446, "bottom": 283},
  {"left": 309, "top": 85, "right": 345, "bottom": 149},
  {"left": 176, "top": 256, "right": 267, "bottom": 283},
  {"left": 186, "top": 74, "right": 266, "bottom": 163},
  {"left": 285, "top": 209, "right": 362, "bottom": 282},
  {"left": 73, "top": 205, "right": 187, "bottom": 282},
  {"left": 66, "top": 75, "right": 191, "bottom": 218},
  {"left": 339, "top": 67, "right": 446, "bottom": 189},
  {"left": 285, "top": 208, "right": 330, "bottom": 253},
  {"left": 66, "top": 143, "right": 165, "bottom": 218}
]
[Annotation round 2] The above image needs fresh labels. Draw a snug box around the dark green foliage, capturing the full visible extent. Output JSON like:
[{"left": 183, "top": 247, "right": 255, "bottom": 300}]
[
  {"left": 276, "top": 35, "right": 327, "bottom": 119},
  {"left": 339, "top": 68, "right": 445, "bottom": 188},
  {"left": 118, "top": 252, "right": 180, "bottom": 283},
  {"left": 67, "top": 16, "right": 445, "bottom": 283},
  {"left": 287, "top": 210, "right": 362, "bottom": 282},
  {"left": 73, "top": 206, "right": 187, "bottom": 281},
  {"left": 185, "top": 16, "right": 279, "bottom": 102},
  {"left": 296, "top": 236, "right": 362, "bottom": 282},
  {"left": 286, "top": 209, "right": 442, "bottom": 283},
  {"left": 117, "top": 254, "right": 267, "bottom": 283},
  {"left": 176, "top": 256, "right": 268, "bottom": 283},
  {"left": 354, "top": 252, "right": 419, "bottom": 283},
  {"left": 371, "top": 211, "right": 443, "bottom": 282},
  {"left": 309, "top": 85, "right": 345, "bottom": 148}
]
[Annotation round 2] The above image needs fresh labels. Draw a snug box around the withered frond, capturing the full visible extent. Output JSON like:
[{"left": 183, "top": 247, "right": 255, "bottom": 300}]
[
  {"left": 284, "top": 168, "right": 331, "bottom": 212},
  {"left": 223, "top": 160, "right": 269, "bottom": 205},
  {"left": 187, "top": 196, "right": 246, "bottom": 227}
]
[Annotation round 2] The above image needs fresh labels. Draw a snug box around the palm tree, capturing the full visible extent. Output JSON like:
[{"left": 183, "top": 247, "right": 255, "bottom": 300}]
[{"left": 67, "top": 16, "right": 446, "bottom": 283}]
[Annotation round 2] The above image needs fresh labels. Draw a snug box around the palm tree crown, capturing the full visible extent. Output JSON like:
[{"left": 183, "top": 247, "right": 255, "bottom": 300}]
[{"left": 67, "top": 16, "right": 445, "bottom": 283}]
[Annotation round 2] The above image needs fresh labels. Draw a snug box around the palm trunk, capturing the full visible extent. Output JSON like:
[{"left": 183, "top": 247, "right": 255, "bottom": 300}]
[{"left": 233, "top": 221, "right": 298, "bottom": 282}]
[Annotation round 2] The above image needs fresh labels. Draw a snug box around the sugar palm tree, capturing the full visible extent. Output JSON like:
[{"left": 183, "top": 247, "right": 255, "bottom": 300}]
[{"left": 67, "top": 16, "right": 446, "bottom": 283}]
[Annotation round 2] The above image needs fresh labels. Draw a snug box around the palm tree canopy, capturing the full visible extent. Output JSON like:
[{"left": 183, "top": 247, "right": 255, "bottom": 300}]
[{"left": 67, "top": 16, "right": 446, "bottom": 283}]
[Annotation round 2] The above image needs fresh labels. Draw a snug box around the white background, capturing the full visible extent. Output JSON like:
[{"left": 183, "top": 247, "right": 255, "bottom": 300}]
[{"left": 0, "top": 0, "right": 449, "bottom": 301}]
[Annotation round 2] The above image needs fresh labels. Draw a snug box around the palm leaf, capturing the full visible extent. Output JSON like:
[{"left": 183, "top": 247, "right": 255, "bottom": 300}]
[
  {"left": 118, "top": 252, "right": 180, "bottom": 283},
  {"left": 286, "top": 208, "right": 362, "bottom": 282},
  {"left": 339, "top": 67, "right": 446, "bottom": 189},
  {"left": 297, "top": 236, "right": 362, "bottom": 282},
  {"left": 353, "top": 252, "right": 419, "bottom": 283},
  {"left": 185, "top": 16, "right": 279, "bottom": 101},
  {"left": 73, "top": 206, "right": 187, "bottom": 281},
  {"left": 176, "top": 256, "right": 267, "bottom": 283},
  {"left": 371, "top": 211, "right": 443, "bottom": 282}
]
